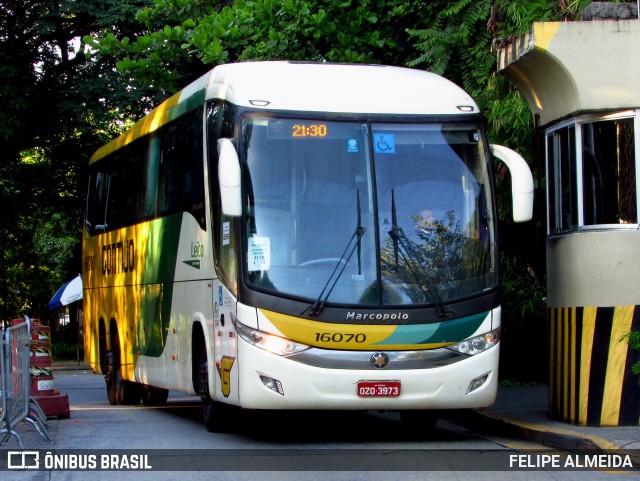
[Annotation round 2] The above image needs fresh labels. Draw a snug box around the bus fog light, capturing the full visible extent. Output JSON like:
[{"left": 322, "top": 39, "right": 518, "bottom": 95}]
[
  {"left": 447, "top": 328, "right": 500, "bottom": 356},
  {"left": 260, "top": 375, "right": 284, "bottom": 395},
  {"left": 467, "top": 374, "right": 488, "bottom": 394}
]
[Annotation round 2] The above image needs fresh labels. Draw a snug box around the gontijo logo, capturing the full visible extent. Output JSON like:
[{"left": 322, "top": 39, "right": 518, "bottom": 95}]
[{"left": 102, "top": 239, "right": 135, "bottom": 275}]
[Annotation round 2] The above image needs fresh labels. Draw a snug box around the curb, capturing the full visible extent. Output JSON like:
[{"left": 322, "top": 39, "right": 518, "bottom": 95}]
[
  {"left": 52, "top": 362, "right": 91, "bottom": 371},
  {"left": 461, "top": 408, "right": 640, "bottom": 458},
  {"left": 470, "top": 410, "right": 621, "bottom": 451},
  {"left": 471, "top": 410, "right": 640, "bottom": 467}
]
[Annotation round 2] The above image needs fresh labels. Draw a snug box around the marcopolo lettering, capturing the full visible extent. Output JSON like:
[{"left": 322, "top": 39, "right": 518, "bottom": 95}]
[
  {"left": 102, "top": 239, "right": 135, "bottom": 276},
  {"left": 346, "top": 311, "right": 409, "bottom": 321}
]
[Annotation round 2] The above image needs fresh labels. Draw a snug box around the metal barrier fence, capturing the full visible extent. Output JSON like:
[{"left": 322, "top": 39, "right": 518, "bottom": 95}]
[
  {"left": 0, "top": 323, "right": 5, "bottom": 430},
  {"left": 0, "top": 317, "right": 50, "bottom": 448}
]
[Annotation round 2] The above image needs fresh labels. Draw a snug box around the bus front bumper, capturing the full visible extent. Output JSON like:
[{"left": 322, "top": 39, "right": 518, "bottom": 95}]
[{"left": 234, "top": 340, "right": 499, "bottom": 410}]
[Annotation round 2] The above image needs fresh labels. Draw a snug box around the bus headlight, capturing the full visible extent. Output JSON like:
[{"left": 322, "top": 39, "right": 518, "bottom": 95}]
[
  {"left": 236, "top": 321, "right": 310, "bottom": 356},
  {"left": 446, "top": 328, "right": 500, "bottom": 356}
]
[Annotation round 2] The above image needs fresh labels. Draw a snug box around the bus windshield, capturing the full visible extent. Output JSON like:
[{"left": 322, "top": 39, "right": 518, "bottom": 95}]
[{"left": 242, "top": 117, "right": 495, "bottom": 308}]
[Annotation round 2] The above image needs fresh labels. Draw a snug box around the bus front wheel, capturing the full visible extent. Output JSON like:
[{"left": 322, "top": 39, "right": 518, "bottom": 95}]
[{"left": 197, "top": 348, "right": 233, "bottom": 433}]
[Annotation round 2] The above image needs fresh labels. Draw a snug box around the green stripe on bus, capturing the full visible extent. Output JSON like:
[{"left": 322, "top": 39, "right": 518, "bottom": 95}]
[
  {"left": 372, "top": 311, "right": 488, "bottom": 346},
  {"left": 134, "top": 214, "right": 182, "bottom": 357}
]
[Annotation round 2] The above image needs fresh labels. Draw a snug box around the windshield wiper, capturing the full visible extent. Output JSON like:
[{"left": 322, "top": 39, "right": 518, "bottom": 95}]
[
  {"left": 304, "top": 191, "right": 366, "bottom": 317},
  {"left": 388, "top": 190, "right": 450, "bottom": 318}
]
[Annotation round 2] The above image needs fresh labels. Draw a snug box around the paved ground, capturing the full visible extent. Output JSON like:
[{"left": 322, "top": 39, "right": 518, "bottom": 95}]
[{"left": 5, "top": 361, "right": 640, "bottom": 458}]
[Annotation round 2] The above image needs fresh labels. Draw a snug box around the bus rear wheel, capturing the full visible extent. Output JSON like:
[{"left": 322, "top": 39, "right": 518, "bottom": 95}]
[
  {"left": 142, "top": 385, "right": 169, "bottom": 406},
  {"left": 106, "top": 331, "right": 141, "bottom": 406}
]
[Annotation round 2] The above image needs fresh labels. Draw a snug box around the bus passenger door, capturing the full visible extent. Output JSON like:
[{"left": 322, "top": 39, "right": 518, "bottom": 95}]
[{"left": 213, "top": 284, "right": 239, "bottom": 404}]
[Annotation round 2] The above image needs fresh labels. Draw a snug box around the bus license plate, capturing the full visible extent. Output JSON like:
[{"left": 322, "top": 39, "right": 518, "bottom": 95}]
[{"left": 357, "top": 381, "right": 401, "bottom": 398}]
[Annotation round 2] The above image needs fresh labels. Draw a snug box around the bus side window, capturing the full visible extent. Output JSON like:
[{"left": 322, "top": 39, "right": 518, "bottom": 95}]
[
  {"left": 125, "top": 139, "right": 151, "bottom": 225},
  {"left": 157, "top": 107, "right": 206, "bottom": 229},
  {"left": 142, "top": 135, "right": 160, "bottom": 220},
  {"left": 85, "top": 170, "right": 110, "bottom": 235},
  {"left": 105, "top": 155, "right": 126, "bottom": 231}
]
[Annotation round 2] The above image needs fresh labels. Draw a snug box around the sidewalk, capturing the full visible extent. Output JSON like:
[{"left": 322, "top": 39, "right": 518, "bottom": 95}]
[{"left": 467, "top": 385, "right": 640, "bottom": 456}]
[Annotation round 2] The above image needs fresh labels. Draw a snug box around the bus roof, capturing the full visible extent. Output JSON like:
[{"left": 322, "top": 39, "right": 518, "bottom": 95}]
[{"left": 90, "top": 61, "right": 479, "bottom": 164}]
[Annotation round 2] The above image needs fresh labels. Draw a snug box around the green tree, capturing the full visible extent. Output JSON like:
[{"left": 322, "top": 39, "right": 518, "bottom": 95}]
[
  {"left": 84, "top": 0, "right": 437, "bottom": 96},
  {"left": 0, "top": 0, "right": 151, "bottom": 319}
]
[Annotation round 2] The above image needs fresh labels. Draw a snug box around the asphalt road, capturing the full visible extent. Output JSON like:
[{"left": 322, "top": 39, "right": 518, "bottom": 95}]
[{"left": 0, "top": 370, "right": 632, "bottom": 481}]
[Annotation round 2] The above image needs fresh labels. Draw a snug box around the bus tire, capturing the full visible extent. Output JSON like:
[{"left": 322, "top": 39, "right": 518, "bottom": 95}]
[
  {"left": 399, "top": 410, "right": 439, "bottom": 430},
  {"left": 142, "top": 385, "right": 169, "bottom": 406},
  {"left": 106, "top": 330, "right": 141, "bottom": 406},
  {"left": 99, "top": 321, "right": 108, "bottom": 374},
  {"left": 196, "top": 344, "right": 233, "bottom": 433}
]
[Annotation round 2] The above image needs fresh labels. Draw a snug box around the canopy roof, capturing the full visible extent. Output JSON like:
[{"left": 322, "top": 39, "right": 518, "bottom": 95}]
[{"left": 497, "top": 21, "right": 640, "bottom": 127}]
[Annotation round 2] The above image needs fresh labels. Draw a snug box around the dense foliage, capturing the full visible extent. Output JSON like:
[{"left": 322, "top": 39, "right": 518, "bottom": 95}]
[{"left": 0, "top": 0, "right": 150, "bottom": 319}]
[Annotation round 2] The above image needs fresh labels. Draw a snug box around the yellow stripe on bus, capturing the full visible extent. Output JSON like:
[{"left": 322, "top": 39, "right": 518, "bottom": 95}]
[
  {"left": 83, "top": 221, "right": 154, "bottom": 375},
  {"left": 259, "top": 309, "right": 451, "bottom": 351},
  {"left": 89, "top": 91, "right": 182, "bottom": 164}
]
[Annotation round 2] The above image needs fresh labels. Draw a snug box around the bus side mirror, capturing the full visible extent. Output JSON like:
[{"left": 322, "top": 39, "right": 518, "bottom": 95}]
[
  {"left": 491, "top": 144, "right": 534, "bottom": 223},
  {"left": 218, "top": 138, "right": 242, "bottom": 217}
]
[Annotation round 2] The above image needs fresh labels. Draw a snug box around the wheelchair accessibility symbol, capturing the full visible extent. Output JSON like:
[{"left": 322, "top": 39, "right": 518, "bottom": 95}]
[{"left": 373, "top": 133, "right": 396, "bottom": 154}]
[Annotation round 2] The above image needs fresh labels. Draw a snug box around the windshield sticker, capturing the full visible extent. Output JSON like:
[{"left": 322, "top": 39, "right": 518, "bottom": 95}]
[
  {"left": 346, "top": 138, "right": 359, "bottom": 153},
  {"left": 248, "top": 236, "right": 270, "bottom": 271},
  {"left": 373, "top": 133, "right": 396, "bottom": 154},
  {"left": 222, "top": 222, "right": 230, "bottom": 246}
]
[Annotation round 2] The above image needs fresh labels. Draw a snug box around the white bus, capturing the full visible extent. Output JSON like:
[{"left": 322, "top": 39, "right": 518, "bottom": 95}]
[{"left": 83, "top": 61, "right": 533, "bottom": 431}]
